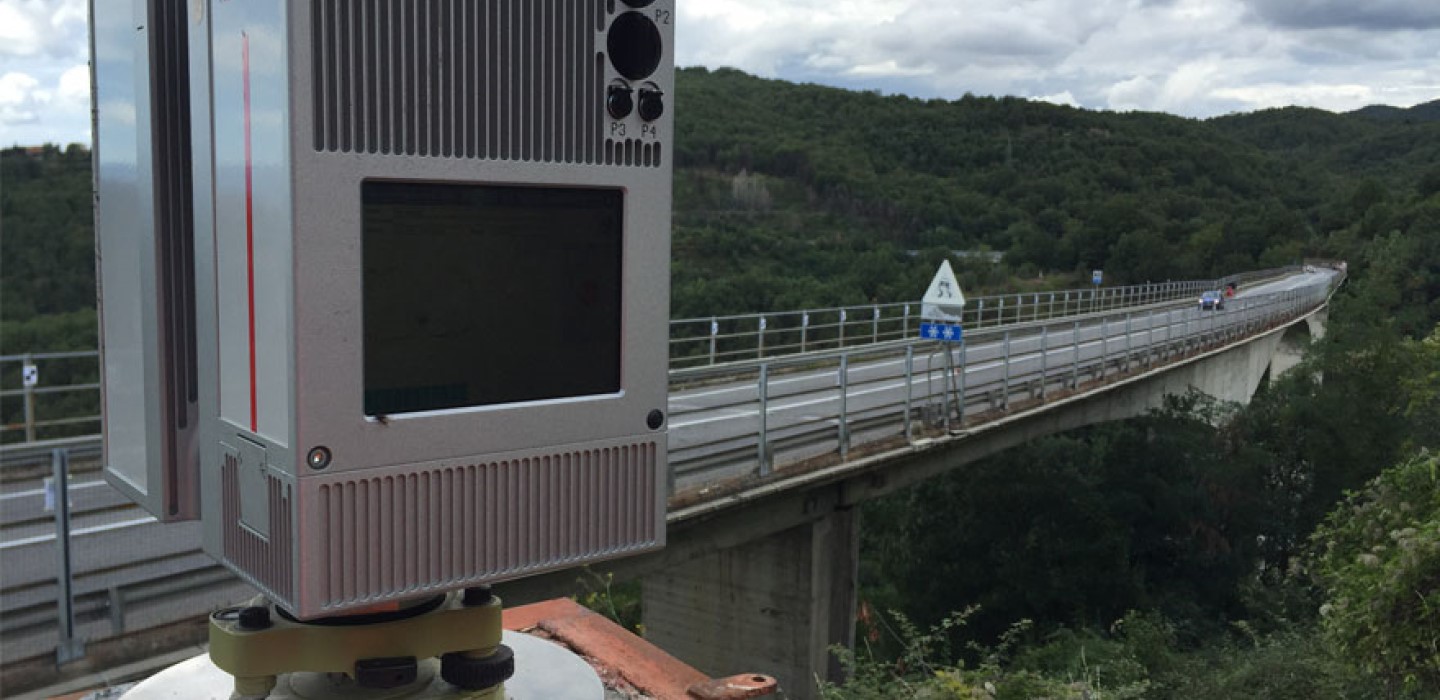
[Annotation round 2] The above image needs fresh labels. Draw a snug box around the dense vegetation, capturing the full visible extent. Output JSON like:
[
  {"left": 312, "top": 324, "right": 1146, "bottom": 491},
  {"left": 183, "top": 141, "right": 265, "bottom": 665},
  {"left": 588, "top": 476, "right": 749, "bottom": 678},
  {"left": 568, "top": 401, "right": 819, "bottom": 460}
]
[
  {"left": 833, "top": 114, "right": 1440, "bottom": 697},
  {"left": 5, "top": 69, "right": 1440, "bottom": 696}
]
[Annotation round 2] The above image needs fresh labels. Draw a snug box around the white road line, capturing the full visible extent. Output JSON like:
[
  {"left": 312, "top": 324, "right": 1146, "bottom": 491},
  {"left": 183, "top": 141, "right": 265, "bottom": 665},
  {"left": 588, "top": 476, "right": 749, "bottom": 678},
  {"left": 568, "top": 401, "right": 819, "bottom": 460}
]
[
  {"left": 1, "top": 515, "right": 157, "bottom": 550},
  {"left": 1, "top": 479, "right": 107, "bottom": 501}
]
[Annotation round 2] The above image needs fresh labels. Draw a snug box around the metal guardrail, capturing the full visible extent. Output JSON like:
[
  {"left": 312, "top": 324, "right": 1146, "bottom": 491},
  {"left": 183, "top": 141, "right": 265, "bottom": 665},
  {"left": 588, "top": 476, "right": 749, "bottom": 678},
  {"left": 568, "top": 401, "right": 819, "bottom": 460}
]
[
  {"left": 0, "top": 266, "right": 1334, "bottom": 667},
  {"left": 0, "top": 267, "right": 1299, "bottom": 451},
  {"left": 668, "top": 266, "right": 1299, "bottom": 368}
]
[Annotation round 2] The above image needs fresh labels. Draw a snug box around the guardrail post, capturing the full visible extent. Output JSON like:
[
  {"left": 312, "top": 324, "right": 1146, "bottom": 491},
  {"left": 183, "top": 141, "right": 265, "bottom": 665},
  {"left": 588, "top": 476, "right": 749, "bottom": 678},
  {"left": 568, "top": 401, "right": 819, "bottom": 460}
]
[
  {"left": 1033, "top": 293, "right": 1041, "bottom": 321},
  {"left": 1001, "top": 330, "right": 1012, "bottom": 408},
  {"left": 1146, "top": 310, "right": 1154, "bottom": 365},
  {"left": 1100, "top": 318, "right": 1109, "bottom": 378},
  {"left": 903, "top": 345, "right": 914, "bottom": 442},
  {"left": 956, "top": 344, "right": 967, "bottom": 428},
  {"left": 872, "top": 306, "right": 880, "bottom": 343},
  {"left": 838, "top": 309, "right": 847, "bottom": 348},
  {"left": 1125, "top": 312, "right": 1133, "bottom": 371},
  {"left": 838, "top": 353, "right": 850, "bottom": 460},
  {"left": 902, "top": 305, "right": 910, "bottom": 339},
  {"left": 52, "top": 448, "right": 85, "bottom": 664},
  {"left": 997, "top": 298, "right": 1005, "bottom": 327},
  {"left": 1072, "top": 320, "right": 1081, "bottom": 389},
  {"left": 757, "top": 317, "right": 767, "bottom": 359},
  {"left": 1039, "top": 326, "right": 1049, "bottom": 398},
  {"left": 757, "top": 364, "right": 770, "bottom": 476},
  {"left": 976, "top": 300, "right": 985, "bottom": 329},
  {"left": 1049, "top": 293, "right": 1056, "bottom": 319},
  {"left": 801, "top": 311, "right": 809, "bottom": 353},
  {"left": 709, "top": 318, "right": 718, "bottom": 365},
  {"left": 23, "top": 353, "right": 36, "bottom": 442}
]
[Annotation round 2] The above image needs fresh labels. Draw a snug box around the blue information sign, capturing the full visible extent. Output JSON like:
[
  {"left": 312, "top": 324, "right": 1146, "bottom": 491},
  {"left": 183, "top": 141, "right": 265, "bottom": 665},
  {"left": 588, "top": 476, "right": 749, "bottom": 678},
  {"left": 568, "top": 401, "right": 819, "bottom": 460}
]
[
  {"left": 919, "top": 322, "right": 964, "bottom": 343},
  {"left": 1092, "top": 269, "right": 1103, "bottom": 285}
]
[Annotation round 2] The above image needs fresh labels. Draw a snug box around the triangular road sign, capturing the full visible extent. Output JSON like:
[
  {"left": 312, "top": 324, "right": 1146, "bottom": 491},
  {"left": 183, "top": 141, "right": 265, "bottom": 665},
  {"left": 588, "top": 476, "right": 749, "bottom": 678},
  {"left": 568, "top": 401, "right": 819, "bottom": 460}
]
[{"left": 921, "top": 260, "right": 966, "bottom": 321}]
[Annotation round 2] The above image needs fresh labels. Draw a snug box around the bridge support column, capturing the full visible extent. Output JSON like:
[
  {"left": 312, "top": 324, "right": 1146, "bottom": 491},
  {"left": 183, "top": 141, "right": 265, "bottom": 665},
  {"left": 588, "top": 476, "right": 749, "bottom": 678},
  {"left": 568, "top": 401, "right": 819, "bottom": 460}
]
[{"left": 641, "top": 507, "right": 859, "bottom": 699}]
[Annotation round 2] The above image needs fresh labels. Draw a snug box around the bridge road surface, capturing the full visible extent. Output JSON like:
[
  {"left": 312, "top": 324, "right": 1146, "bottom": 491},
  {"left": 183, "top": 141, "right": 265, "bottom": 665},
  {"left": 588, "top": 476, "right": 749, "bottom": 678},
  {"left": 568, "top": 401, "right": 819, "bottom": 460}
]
[{"left": 0, "top": 269, "right": 1334, "bottom": 662}]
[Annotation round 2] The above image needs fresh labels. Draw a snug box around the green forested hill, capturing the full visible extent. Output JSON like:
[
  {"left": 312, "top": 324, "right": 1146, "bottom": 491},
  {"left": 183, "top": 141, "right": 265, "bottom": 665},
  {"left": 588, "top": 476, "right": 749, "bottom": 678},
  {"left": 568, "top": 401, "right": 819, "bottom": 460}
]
[
  {"left": 4, "top": 69, "right": 1438, "bottom": 338},
  {"left": 671, "top": 68, "right": 1437, "bottom": 316}
]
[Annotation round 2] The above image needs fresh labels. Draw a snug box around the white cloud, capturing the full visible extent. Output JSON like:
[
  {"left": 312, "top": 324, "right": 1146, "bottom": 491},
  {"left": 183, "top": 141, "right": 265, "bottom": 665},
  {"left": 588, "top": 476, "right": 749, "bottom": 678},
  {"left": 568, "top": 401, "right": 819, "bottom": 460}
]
[
  {"left": 0, "top": 71, "right": 48, "bottom": 125},
  {"left": 57, "top": 63, "right": 88, "bottom": 102},
  {"left": 0, "top": 0, "right": 86, "bottom": 58},
  {"left": 678, "top": 0, "right": 1440, "bottom": 117},
  {"left": 4, "top": 0, "right": 1440, "bottom": 145},
  {"left": 1035, "top": 90, "right": 1080, "bottom": 108}
]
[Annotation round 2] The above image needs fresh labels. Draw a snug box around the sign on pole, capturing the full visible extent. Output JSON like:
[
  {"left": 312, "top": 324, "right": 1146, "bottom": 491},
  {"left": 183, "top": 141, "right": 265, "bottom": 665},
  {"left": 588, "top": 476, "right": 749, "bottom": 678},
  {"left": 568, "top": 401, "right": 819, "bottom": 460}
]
[
  {"left": 22, "top": 363, "right": 38, "bottom": 388},
  {"left": 919, "top": 322, "right": 964, "bottom": 342},
  {"left": 920, "top": 260, "right": 967, "bottom": 343},
  {"left": 1092, "top": 269, "right": 1103, "bottom": 286},
  {"left": 921, "top": 260, "right": 967, "bottom": 322}
]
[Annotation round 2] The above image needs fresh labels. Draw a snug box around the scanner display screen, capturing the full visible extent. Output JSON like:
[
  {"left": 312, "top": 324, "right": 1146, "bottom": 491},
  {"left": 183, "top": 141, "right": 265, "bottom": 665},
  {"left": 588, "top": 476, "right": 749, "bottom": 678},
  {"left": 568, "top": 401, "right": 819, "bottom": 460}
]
[{"left": 362, "top": 181, "right": 622, "bottom": 416}]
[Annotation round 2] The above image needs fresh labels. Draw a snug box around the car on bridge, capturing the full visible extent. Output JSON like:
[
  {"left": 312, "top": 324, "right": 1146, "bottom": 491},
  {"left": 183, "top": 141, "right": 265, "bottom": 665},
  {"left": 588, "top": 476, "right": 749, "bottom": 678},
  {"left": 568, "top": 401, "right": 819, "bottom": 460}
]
[{"left": 1199, "top": 290, "right": 1225, "bottom": 310}]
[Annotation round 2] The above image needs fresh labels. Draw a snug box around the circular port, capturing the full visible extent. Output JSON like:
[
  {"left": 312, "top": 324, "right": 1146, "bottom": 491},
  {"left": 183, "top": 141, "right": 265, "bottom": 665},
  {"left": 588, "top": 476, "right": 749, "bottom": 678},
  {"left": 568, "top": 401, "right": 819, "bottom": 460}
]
[
  {"left": 607, "top": 85, "right": 634, "bottom": 119},
  {"left": 607, "top": 12, "right": 662, "bottom": 81},
  {"left": 638, "top": 88, "right": 664, "bottom": 121}
]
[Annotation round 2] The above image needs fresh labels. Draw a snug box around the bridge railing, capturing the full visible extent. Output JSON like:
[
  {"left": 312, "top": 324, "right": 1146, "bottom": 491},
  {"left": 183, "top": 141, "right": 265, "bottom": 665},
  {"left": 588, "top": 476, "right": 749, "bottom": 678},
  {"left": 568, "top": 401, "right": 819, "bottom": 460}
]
[
  {"left": 668, "top": 269, "right": 1339, "bottom": 494},
  {"left": 668, "top": 266, "right": 1300, "bottom": 369},
  {"left": 0, "top": 266, "right": 1300, "bottom": 455}
]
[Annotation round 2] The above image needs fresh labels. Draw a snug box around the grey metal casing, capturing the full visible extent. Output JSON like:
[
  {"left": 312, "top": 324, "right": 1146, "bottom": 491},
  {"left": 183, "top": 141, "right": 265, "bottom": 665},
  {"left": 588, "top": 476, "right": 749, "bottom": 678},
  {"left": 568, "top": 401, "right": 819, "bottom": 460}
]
[
  {"left": 95, "top": 0, "right": 674, "bottom": 618},
  {"left": 93, "top": 0, "right": 200, "bottom": 522}
]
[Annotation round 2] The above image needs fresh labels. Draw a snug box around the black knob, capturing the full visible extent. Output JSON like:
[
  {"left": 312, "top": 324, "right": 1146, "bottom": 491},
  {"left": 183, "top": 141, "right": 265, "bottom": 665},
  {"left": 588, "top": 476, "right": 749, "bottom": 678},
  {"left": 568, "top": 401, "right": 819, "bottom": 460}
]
[
  {"left": 646, "top": 409, "right": 664, "bottom": 430},
  {"left": 237, "top": 605, "right": 272, "bottom": 631},
  {"left": 638, "top": 88, "right": 664, "bottom": 121},
  {"left": 441, "top": 646, "right": 516, "bottom": 691},
  {"left": 606, "top": 85, "right": 634, "bottom": 119}
]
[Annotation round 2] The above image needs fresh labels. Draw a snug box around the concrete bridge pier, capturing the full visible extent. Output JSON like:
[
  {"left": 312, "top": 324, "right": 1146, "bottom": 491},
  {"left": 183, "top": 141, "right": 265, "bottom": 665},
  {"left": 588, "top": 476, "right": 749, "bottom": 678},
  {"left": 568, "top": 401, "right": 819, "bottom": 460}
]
[{"left": 641, "top": 507, "right": 859, "bottom": 699}]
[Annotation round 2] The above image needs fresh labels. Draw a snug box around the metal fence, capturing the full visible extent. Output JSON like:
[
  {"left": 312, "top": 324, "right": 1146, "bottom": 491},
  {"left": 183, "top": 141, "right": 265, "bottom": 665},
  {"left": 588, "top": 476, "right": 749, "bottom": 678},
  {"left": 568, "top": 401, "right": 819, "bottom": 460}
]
[
  {"left": 0, "top": 266, "right": 1335, "bottom": 668},
  {"left": 0, "top": 266, "right": 1298, "bottom": 448}
]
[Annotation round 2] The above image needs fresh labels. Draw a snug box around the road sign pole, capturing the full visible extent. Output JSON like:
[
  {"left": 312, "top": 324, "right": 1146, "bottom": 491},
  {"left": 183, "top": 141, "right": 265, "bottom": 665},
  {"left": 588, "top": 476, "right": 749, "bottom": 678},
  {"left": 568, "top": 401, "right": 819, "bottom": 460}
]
[{"left": 53, "top": 448, "right": 85, "bottom": 664}]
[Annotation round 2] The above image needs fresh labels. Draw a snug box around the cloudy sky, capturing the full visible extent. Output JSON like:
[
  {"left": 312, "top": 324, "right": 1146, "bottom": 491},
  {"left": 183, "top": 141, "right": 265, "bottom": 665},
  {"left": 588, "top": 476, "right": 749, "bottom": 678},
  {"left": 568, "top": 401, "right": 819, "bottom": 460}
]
[{"left": 3, "top": 0, "right": 1439, "bottom": 146}]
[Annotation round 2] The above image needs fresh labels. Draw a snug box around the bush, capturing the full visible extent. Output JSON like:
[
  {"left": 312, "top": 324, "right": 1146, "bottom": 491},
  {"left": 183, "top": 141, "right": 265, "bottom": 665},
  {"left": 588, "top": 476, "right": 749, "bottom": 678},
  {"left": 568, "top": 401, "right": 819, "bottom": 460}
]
[{"left": 1312, "top": 450, "right": 1440, "bottom": 695}]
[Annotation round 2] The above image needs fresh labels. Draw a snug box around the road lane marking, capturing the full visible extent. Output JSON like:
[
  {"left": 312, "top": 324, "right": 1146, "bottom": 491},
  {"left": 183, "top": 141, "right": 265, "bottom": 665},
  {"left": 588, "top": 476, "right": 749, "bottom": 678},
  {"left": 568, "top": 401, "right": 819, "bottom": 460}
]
[
  {"left": 1, "top": 515, "right": 157, "bottom": 550},
  {"left": 1, "top": 480, "right": 108, "bottom": 502}
]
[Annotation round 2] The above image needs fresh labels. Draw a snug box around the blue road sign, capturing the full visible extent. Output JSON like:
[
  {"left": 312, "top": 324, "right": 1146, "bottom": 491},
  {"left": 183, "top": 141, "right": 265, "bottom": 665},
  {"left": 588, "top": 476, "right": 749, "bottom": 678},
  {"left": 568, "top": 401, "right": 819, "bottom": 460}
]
[
  {"left": 1092, "top": 269, "right": 1103, "bottom": 285},
  {"left": 919, "top": 322, "right": 964, "bottom": 343}
]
